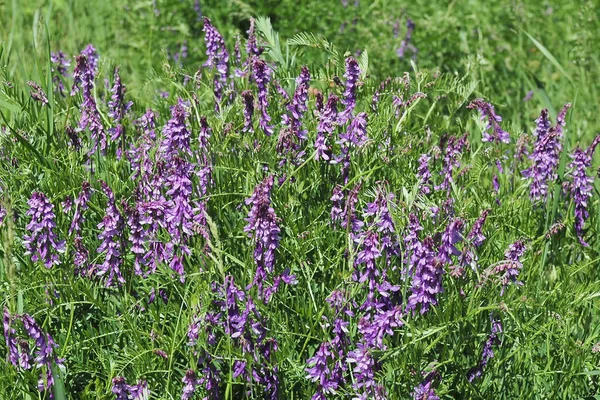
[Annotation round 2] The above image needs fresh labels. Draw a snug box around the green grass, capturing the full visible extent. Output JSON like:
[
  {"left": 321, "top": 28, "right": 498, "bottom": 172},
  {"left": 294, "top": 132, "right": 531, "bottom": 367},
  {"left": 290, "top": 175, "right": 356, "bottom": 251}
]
[{"left": 1, "top": 0, "right": 600, "bottom": 399}]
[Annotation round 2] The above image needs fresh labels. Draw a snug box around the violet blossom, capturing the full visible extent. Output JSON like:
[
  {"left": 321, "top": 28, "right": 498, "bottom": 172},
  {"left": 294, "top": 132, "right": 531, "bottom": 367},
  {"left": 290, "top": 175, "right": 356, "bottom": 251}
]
[
  {"left": 436, "top": 134, "right": 468, "bottom": 192},
  {"left": 203, "top": 17, "right": 230, "bottom": 110},
  {"left": 69, "top": 181, "right": 92, "bottom": 236},
  {"left": 417, "top": 154, "right": 432, "bottom": 194},
  {"left": 72, "top": 45, "right": 106, "bottom": 156},
  {"left": 96, "top": 181, "right": 126, "bottom": 286},
  {"left": 468, "top": 316, "right": 502, "bottom": 382},
  {"left": 412, "top": 372, "right": 439, "bottom": 400},
  {"left": 371, "top": 77, "right": 392, "bottom": 113},
  {"left": 252, "top": 59, "right": 274, "bottom": 135},
  {"left": 108, "top": 67, "right": 133, "bottom": 158},
  {"left": 397, "top": 19, "right": 417, "bottom": 59},
  {"left": 407, "top": 237, "right": 442, "bottom": 314},
  {"left": 340, "top": 57, "right": 361, "bottom": 124},
  {"left": 468, "top": 99, "right": 509, "bottom": 144},
  {"left": 568, "top": 134, "right": 600, "bottom": 246},
  {"left": 23, "top": 192, "right": 65, "bottom": 268},
  {"left": 282, "top": 66, "right": 311, "bottom": 141},
  {"left": 241, "top": 90, "right": 255, "bottom": 133},
  {"left": 315, "top": 95, "right": 339, "bottom": 161},
  {"left": 335, "top": 112, "right": 368, "bottom": 184},
  {"left": 50, "top": 50, "right": 70, "bottom": 95}
]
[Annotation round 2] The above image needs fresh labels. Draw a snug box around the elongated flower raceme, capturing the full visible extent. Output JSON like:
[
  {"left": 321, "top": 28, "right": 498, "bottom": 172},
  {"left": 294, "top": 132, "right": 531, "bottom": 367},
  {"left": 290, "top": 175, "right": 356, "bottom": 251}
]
[
  {"left": 468, "top": 316, "right": 502, "bottom": 382},
  {"left": 347, "top": 342, "right": 386, "bottom": 399},
  {"left": 252, "top": 59, "right": 274, "bottom": 135},
  {"left": 522, "top": 104, "right": 571, "bottom": 201},
  {"left": 108, "top": 67, "right": 133, "bottom": 158},
  {"left": 417, "top": 154, "right": 432, "bottom": 194},
  {"left": 407, "top": 237, "right": 442, "bottom": 314},
  {"left": 568, "top": 134, "right": 600, "bottom": 246},
  {"left": 69, "top": 181, "right": 92, "bottom": 237},
  {"left": 315, "top": 94, "right": 339, "bottom": 161},
  {"left": 160, "top": 100, "right": 192, "bottom": 161},
  {"left": 72, "top": 45, "right": 106, "bottom": 156},
  {"left": 340, "top": 57, "right": 361, "bottom": 124},
  {"left": 412, "top": 372, "right": 440, "bottom": 400},
  {"left": 468, "top": 98, "right": 509, "bottom": 144},
  {"left": 23, "top": 192, "right": 65, "bottom": 268},
  {"left": 203, "top": 17, "right": 230, "bottom": 110},
  {"left": 96, "top": 181, "right": 126, "bottom": 286},
  {"left": 460, "top": 209, "right": 490, "bottom": 268},
  {"left": 397, "top": 19, "right": 417, "bottom": 58},
  {"left": 282, "top": 66, "right": 311, "bottom": 141},
  {"left": 497, "top": 240, "right": 526, "bottom": 295},
  {"left": 436, "top": 134, "right": 468, "bottom": 192},
  {"left": 4, "top": 310, "right": 61, "bottom": 398},
  {"left": 50, "top": 50, "right": 70, "bottom": 95},
  {"left": 371, "top": 77, "right": 392, "bottom": 112},
  {"left": 244, "top": 176, "right": 286, "bottom": 299},
  {"left": 241, "top": 90, "right": 255, "bottom": 133},
  {"left": 335, "top": 112, "right": 368, "bottom": 184}
]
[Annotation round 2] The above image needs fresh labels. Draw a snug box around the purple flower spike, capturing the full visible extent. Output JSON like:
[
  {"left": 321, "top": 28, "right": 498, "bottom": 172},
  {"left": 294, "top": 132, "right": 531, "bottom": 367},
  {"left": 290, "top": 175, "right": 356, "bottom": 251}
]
[
  {"left": 69, "top": 181, "right": 92, "bottom": 236},
  {"left": 436, "top": 134, "right": 468, "bottom": 193},
  {"left": 412, "top": 372, "right": 439, "bottom": 400},
  {"left": 241, "top": 90, "right": 255, "bottom": 133},
  {"left": 252, "top": 59, "right": 274, "bottom": 135},
  {"left": 417, "top": 154, "right": 432, "bottom": 194},
  {"left": 160, "top": 100, "right": 192, "bottom": 160},
  {"left": 407, "top": 237, "right": 442, "bottom": 314},
  {"left": 51, "top": 50, "right": 70, "bottom": 95},
  {"left": 315, "top": 95, "right": 339, "bottom": 161},
  {"left": 522, "top": 106, "right": 571, "bottom": 201},
  {"left": 468, "top": 315, "right": 502, "bottom": 382},
  {"left": 3, "top": 308, "right": 19, "bottom": 367},
  {"left": 23, "top": 192, "right": 65, "bottom": 268},
  {"left": 96, "top": 182, "right": 126, "bottom": 287},
  {"left": 282, "top": 66, "right": 311, "bottom": 141},
  {"left": 496, "top": 240, "right": 526, "bottom": 295},
  {"left": 438, "top": 218, "right": 464, "bottom": 265},
  {"left": 371, "top": 77, "right": 392, "bottom": 112},
  {"left": 244, "top": 176, "right": 281, "bottom": 298},
  {"left": 568, "top": 134, "right": 600, "bottom": 246},
  {"left": 397, "top": 19, "right": 417, "bottom": 59},
  {"left": 203, "top": 17, "right": 230, "bottom": 110},
  {"left": 20, "top": 313, "right": 60, "bottom": 395},
  {"left": 340, "top": 57, "right": 361, "bottom": 124},
  {"left": 72, "top": 45, "right": 106, "bottom": 156},
  {"left": 108, "top": 67, "right": 133, "bottom": 156},
  {"left": 468, "top": 99, "right": 509, "bottom": 144}
]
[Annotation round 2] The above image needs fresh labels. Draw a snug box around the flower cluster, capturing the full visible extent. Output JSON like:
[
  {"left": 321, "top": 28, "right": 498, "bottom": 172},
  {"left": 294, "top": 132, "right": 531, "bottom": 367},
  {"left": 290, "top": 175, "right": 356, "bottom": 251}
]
[
  {"left": 108, "top": 67, "right": 133, "bottom": 157},
  {"left": 203, "top": 17, "right": 230, "bottom": 109},
  {"left": 96, "top": 181, "right": 126, "bottom": 286},
  {"left": 340, "top": 57, "right": 361, "bottom": 124},
  {"left": 252, "top": 59, "right": 274, "bottom": 135},
  {"left": 50, "top": 50, "right": 70, "bottom": 95},
  {"left": 468, "top": 316, "right": 502, "bottom": 381},
  {"left": 23, "top": 192, "right": 65, "bottom": 268},
  {"left": 315, "top": 94, "right": 339, "bottom": 161},
  {"left": 468, "top": 98, "right": 509, "bottom": 144}
]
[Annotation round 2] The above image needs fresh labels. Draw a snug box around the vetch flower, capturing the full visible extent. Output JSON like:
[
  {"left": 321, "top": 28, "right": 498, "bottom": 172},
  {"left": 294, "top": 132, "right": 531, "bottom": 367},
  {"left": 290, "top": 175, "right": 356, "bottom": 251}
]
[
  {"left": 397, "top": 19, "right": 417, "bottom": 59},
  {"left": 50, "top": 50, "right": 70, "bottom": 95},
  {"left": 417, "top": 154, "right": 432, "bottom": 195},
  {"left": 468, "top": 316, "right": 502, "bottom": 382},
  {"left": 23, "top": 192, "right": 65, "bottom": 268},
  {"left": 371, "top": 77, "right": 392, "bottom": 112},
  {"left": 568, "top": 134, "right": 600, "bottom": 246},
  {"left": 96, "top": 182, "right": 126, "bottom": 286},
  {"left": 407, "top": 237, "right": 442, "bottom": 314},
  {"left": 282, "top": 66, "right": 311, "bottom": 141},
  {"left": 108, "top": 67, "right": 133, "bottom": 158},
  {"left": 412, "top": 372, "right": 439, "bottom": 400},
  {"left": 69, "top": 181, "right": 92, "bottom": 236},
  {"left": 315, "top": 94, "right": 339, "bottom": 161},
  {"left": 468, "top": 98, "right": 509, "bottom": 144},
  {"left": 340, "top": 57, "right": 361, "bottom": 124},
  {"left": 252, "top": 59, "right": 274, "bottom": 135},
  {"left": 241, "top": 90, "right": 255, "bottom": 133},
  {"left": 203, "top": 17, "right": 230, "bottom": 110}
]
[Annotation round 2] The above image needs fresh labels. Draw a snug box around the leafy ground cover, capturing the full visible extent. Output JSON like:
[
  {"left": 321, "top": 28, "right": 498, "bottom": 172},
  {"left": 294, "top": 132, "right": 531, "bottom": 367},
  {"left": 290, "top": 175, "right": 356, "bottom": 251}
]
[{"left": 1, "top": 1, "right": 599, "bottom": 399}]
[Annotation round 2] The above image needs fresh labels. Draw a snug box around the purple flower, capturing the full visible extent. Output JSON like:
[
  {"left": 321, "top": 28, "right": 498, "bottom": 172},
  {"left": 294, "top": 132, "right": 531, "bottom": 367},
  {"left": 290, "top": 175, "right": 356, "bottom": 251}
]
[
  {"left": 165, "top": 156, "right": 194, "bottom": 243},
  {"left": 246, "top": 18, "right": 262, "bottom": 58},
  {"left": 496, "top": 240, "right": 526, "bottom": 295},
  {"left": 460, "top": 209, "right": 490, "bottom": 268},
  {"left": 51, "top": 50, "right": 70, "bottom": 95},
  {"left": 315, "top": 95, "right": 339, "bottom": 161},
  {"left": 112, "top": 377, "right": 130, "bottom": 400},
  {"left": 347, "top": 343, "right": 385, "bottom": 398},
  {"left": 340, "top": 57, "right": 361, "bottom": 124},
  {"left": 363, "top": 187, "right": 400, "bottom": 260},
  {"left": 468, "top": 316, "right": 502, "bottom": 382},
  {"left": 96, "top": 182, "right": 126, "bottom": 286},
  {"left": 397, "top": 19, "right": 417, "bottom": 59},
  {"left": 371, "top": 77, "right": 392, "bottom": 113},
  {"left": 568, "top": 134, "right": 600, "bottom": 246},
  {"left": 69, "top": 181, "right": 92, "bottom": 236},
  {"left": 72, "top": 45, "right": 106, "bottom": 156},
  {"left": 359, "top": 306, "right": 403, "bottom": 349},
  {"left": 203, "top": 17, "right": 230, "bottom": 110},
  {"left": 436, "top": 134, "right": 468, "bottom": 192},
  {"left": 331, "top": 185, "right": 344, "bottom": 223},
  {"left": 241, "top": 90, "right": 255, "bottom": 133},
  {"left": 252, "top": 59, "right": 274, "bottom": 135},
  {"left": 182, "top": 369, "right": 201, "bottom": 400},
  {"left": 129, "top": 380, "right": 150, "bottom": 400},
  {"left": 522, "top": 105, "right": 571, "bottom": 201},
  {"left": 108, "top": 67, "right": 133, "bottom": 156},
  {"left": 438, "top": 218, "right": 464, "bottom": 265},
  {"left": 412, "top": 372, "right": 439, "bottom": 400},
  {"left": 353, "top": 231, "right": 383, "bottom": 306},
  {"left": 161, "top": 100, "right": 192, "bottom": 160},
  {"left": 417, "top": 154, "right": 432, "bottom": 194},
  {"left": 407, "top": 237, "right": 442, "bottom": 314},
  {"left": 468, "top": 99, "right": 509, "bottom": 144},
  {"left": 336, "top": 112, "right": 368, "bottom": 183},
  {"left": 23, "top": 192, "right": 65, "bottom": 268},
  {"left": 20, "top": 313, "right": 60, "bottom": 394},
  {"left": 244, "top": 176, "right": 281, "bottom": 298},
  {"left": 3, "top": 308, "right": 19, "bottom": 367},
  {"left": 282, "top": 66, "right": 311, "bottom": 141},
  {"left": 27, "top": 81, "right": 49, "bottom": 105}
]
